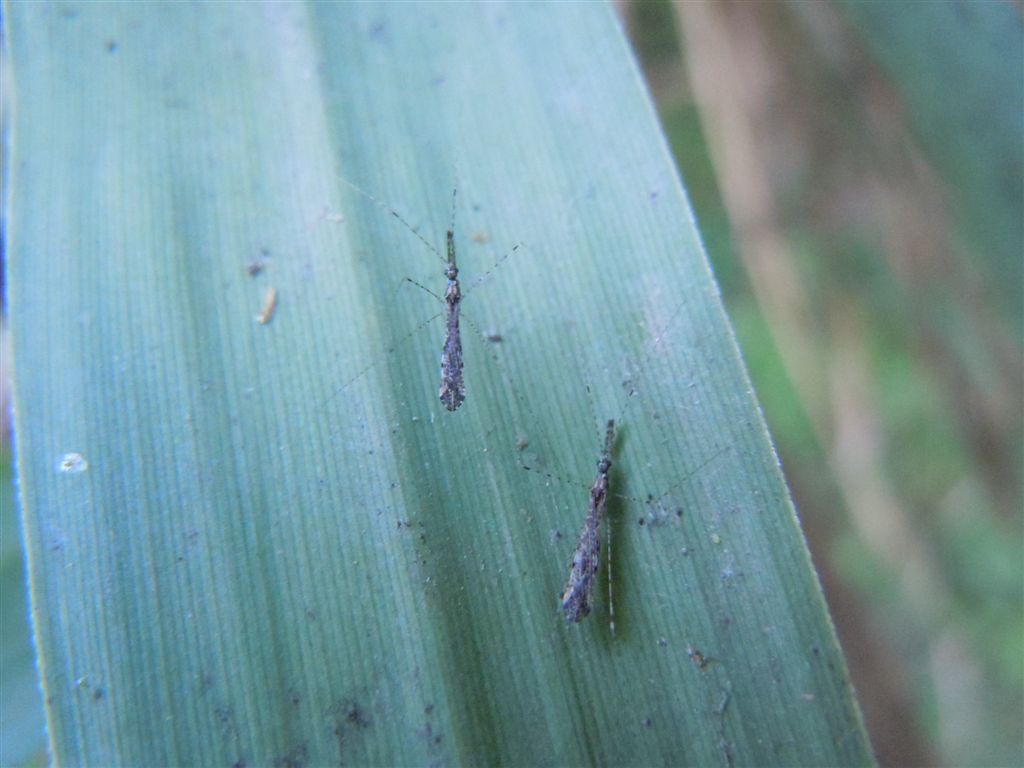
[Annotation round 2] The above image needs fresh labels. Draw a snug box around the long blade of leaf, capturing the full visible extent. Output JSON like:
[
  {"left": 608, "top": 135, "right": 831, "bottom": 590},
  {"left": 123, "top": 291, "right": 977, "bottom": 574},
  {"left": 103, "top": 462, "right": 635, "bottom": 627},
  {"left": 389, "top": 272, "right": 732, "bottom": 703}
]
[{"left": 6, "top": 3, "right": 871, "bottom": 765}]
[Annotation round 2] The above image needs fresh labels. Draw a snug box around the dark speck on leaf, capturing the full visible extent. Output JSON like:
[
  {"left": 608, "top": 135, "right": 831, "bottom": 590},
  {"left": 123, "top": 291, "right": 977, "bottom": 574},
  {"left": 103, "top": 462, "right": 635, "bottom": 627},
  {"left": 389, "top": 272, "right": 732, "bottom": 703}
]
[{"left": 346, "top": 704, "right": 370, "bottom": 728}]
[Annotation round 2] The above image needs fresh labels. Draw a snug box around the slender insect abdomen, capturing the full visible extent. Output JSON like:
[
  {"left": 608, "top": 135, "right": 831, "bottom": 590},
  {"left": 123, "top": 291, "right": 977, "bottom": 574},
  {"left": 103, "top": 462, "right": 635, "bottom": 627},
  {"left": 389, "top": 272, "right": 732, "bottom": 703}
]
[
  {"left": 561, "top": 423, "right": 614, "bottom": 626},
  {"left": 561, "top": 421, "right": 613, "bottom": 624},
  {"left": 561, "top": 507, "right": 602, "bottom": 622},
  {"left": 438, "top": 269, "right": 465, "bottom": 411}
]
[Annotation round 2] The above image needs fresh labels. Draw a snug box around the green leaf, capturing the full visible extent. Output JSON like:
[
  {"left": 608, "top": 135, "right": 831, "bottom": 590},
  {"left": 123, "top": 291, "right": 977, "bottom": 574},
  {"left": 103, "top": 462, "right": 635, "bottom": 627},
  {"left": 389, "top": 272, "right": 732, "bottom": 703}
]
[{"left": 6, "top": 3, "right": 871, "bottom": 765}]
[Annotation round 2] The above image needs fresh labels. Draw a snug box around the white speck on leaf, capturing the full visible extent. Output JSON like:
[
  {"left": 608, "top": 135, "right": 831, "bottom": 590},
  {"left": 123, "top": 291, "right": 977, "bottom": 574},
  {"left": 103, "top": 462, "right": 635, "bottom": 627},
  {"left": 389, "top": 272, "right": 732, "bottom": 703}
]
[{"left": 58, "top": 453, "right": 88, "bottom": 474}]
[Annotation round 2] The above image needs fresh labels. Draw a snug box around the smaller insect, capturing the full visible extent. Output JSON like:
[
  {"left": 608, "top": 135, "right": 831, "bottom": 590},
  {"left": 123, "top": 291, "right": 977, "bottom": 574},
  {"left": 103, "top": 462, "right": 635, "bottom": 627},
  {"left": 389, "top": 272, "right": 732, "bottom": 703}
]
[
  {"left": 438, "top": 221, "right": 465, "bottom": 411},
  {"left": 256, "top": 287, "right": 278, "bottom": 325},
  {"left": 687, "top": 644, "right": 717, "bottom": 669},
  {"left": 561, "top": 419, "right": 617, "bottom": 632}
]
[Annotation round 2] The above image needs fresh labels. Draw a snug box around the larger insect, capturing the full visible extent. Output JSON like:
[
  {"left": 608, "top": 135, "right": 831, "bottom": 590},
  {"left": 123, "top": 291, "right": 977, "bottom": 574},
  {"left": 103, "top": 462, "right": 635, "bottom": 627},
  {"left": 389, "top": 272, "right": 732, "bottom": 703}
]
[{"left": 561, "top": 419, "right": 618, "bottom": 631}]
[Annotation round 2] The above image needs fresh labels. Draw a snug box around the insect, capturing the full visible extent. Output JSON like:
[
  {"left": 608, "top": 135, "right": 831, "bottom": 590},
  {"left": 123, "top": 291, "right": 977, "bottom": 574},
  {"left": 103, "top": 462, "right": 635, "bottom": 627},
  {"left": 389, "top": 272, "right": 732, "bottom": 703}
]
[
  {"left": 330, "top": 176, "right": 518, "bottom": 412},
  {"left": 438, "top": 211, "right": 465, "bottom": 411},
  {"left": 561, "top": 419, "right": 617, "bottom": 631},
  {"left": 256, "top": 287, "right": 278, "bottom": 325},
  {"left": 687, "top": 644, "right": 717, "bottom": 670},
  {"left": 545, "top": 412, "right": 726, "bottom": 632},
  {"left": 510, "top": 288, "right": 730, "bottom": 632}
]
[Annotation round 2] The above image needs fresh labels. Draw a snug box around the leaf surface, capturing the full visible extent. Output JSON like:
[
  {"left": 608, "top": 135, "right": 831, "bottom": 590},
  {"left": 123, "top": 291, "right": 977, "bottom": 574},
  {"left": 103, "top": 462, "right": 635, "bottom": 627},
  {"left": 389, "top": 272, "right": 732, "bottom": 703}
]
[{"left": 6, "top": 3, "right": 871, "bottom": 765}]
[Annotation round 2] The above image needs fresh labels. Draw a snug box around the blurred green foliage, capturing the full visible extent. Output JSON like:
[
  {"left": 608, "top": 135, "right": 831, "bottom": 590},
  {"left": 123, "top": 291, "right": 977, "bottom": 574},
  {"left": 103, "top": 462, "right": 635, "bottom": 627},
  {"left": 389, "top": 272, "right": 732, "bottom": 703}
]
[{"left": 841, "top": 0, "right": 1024, "bottom": 333}]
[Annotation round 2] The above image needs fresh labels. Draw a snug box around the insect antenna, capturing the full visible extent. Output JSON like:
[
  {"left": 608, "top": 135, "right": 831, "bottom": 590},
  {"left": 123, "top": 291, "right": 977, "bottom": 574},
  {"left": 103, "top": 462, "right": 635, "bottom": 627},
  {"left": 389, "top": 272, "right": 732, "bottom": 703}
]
[
  {"left": 610, "top": 296, "right": 693, "bottom": 429},
  {"left": 508, "top": 370, "right": 604, "bottom": 493},
  {"left": 334, "top": 173, "right": 447, "bottom": 267}
]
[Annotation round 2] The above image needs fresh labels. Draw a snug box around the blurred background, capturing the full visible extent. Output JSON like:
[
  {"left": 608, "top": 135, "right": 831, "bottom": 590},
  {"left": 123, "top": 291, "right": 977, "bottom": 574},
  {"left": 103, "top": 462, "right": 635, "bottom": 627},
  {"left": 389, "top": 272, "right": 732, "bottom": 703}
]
[
  {"left": 621, "top": 1, "right": 1023, "bottom": 766},
  {"left": 1, "top": 2, "right": 1021, "bottom": 766}
]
